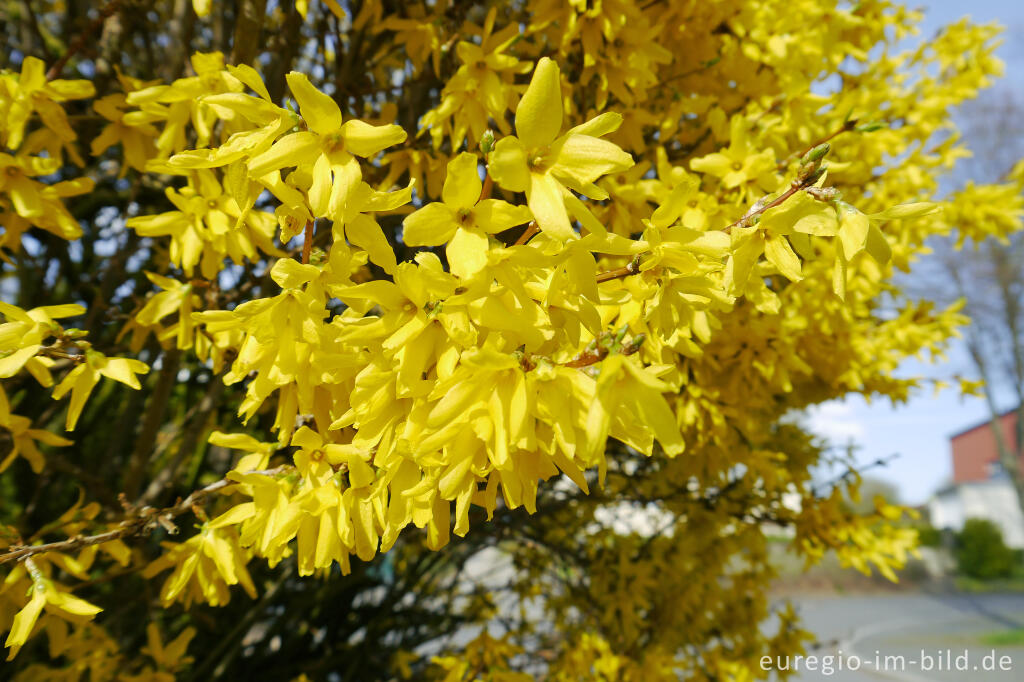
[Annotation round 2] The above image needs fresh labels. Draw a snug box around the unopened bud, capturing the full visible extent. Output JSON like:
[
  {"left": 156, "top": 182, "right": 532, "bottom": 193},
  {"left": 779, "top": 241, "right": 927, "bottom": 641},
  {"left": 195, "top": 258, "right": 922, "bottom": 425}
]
[
  {"left": 623, "top": 334, "right": 646, "bottom": 355},
  {"left": 855, "top": 120, "right": 886, "bottom": 133},
  {"left": 805, "top": 186, "right": 841, "bottom": 202},
  {"left": 480, "top": 130, "right": 495, "bottom": 155},
  {"left": 800, "top": 143, "right": 831, "bottom": 166},
  {"left": 797, "top": 164, "right": 827, "bottom": 186}
]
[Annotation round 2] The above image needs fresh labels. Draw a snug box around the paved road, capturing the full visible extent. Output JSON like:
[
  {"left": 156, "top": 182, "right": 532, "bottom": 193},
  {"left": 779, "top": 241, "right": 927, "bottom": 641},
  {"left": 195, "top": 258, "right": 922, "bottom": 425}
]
[{"left": 777, "top": 593, "right": 1024, "bottom": 681}]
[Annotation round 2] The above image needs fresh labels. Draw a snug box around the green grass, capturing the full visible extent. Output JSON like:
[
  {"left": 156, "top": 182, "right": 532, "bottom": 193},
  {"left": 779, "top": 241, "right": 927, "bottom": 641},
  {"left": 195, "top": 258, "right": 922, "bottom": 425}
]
[
  {"left": 979, "top": 628, "right": 1024, "bottom": 647},
  {"left": 953, "top": 574, "right": 1024, "bottom": 594}
]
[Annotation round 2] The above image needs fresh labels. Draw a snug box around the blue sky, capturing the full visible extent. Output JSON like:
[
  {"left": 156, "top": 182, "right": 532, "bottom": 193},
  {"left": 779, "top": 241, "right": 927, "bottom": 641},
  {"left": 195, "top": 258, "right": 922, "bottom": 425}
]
[{"left": 805, "top": 1, "right": 1024, "bottom": 505}]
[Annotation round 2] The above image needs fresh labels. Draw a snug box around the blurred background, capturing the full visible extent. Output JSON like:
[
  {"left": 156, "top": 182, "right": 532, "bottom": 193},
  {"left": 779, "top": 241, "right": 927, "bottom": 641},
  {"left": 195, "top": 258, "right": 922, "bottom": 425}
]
[{"left": 785, "top": 2, "right": 1024, "bottom": 679}]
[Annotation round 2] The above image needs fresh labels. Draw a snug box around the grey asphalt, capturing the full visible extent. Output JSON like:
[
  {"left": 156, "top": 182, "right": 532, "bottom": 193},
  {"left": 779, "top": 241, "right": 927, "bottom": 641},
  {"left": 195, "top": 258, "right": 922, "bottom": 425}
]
[{"left": 774, "top": 593, "right": 1024, "bottom": 681}]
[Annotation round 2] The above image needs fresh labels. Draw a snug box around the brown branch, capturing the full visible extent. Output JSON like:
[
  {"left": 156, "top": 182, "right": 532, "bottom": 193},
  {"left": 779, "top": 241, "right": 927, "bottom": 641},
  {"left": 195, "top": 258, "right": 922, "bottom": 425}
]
[
  {"left": 137, "top": 372, "right": 227, "bottom": 507},
  {"left": 45, "top": 0, "right": 122, "bottom": 81},
  {"left": 229, "top": 0, "right": 269, "bottom": 66},
  {"left": 512, "top": 221, "right": 540, "bottom": 246},
  {"left": 778, "top": 119, "right": 858, "bottom": 170},
  {"left": 0, "top": 466, "right": 290, "bottom": 566},
  {"left": 724, "top": 182, "right": 804, "bottom": 233},
  {"left": 479, "top": 173, "right": 494, "bottom": 202},
  {"left": 596, "top": 253, "right": 642, "bottom": 283},
  {"left": 124, "top": 347, "right": 182, "bottom": 500}
]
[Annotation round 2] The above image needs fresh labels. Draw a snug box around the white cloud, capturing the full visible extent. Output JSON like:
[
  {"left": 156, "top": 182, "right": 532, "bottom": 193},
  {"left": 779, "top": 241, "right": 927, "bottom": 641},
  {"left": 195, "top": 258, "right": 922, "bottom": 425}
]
[{"left": 805, "top": 400, "right": 865, "bottom": 442}]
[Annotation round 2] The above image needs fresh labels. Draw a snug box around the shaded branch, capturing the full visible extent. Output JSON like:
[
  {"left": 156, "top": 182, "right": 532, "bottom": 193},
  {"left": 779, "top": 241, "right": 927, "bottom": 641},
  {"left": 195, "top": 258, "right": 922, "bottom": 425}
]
[
  {"left": 0, "top": 466, "right": 291, "bottom": 566},
  {"left": 46, "top": 0, "right": 122, "bottom": 80}
]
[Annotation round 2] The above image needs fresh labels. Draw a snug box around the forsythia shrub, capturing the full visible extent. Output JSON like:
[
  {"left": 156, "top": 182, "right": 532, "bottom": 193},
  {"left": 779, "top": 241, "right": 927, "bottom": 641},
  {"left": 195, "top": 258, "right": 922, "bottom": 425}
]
[{"left": 1, "top": 0, "right": 1021, "bottom": 679}]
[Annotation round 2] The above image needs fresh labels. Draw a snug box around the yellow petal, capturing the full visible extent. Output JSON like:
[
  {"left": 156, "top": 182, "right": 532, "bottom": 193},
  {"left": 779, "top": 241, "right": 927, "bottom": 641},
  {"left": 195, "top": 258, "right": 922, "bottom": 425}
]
[
  {"left": 47, "top": 590, "right": 102, "bottom": 618},
  {"left": 308, "top": 154, "right": 332, "bottom": 217},
  {"left": 869, "top": 202, "right": 940, "bottom": 221},
  {"left": 865, "top": 224, "right": 892, "bottom": 263},
  {"left": 516, "top": 57, "right": 562, "bottom": 149},
  {"left": 690, "top": 152, "right": 733, "bottom": 178},
  {"left": 447, "top": 227, "right": 490, "bottom": 280},
  {"left": 290, "top": 425, "right": 324, "bottom": 450},
  {"left": 442, "top": 152, "right": 482, "bottom": 211},
  {"left": 247, "top": 132, "right": 320, "bottom": 178},
  {"left": 346, "top": 456, "right": 375, "bottom": 488},
  {"left": 286, "top": 72, "right": 342, "bottom": 135},
  {"left": 471, "top": 199, "right": 533, "bottom": 233},
  {"left": 551, "top": 134, "right": 633, "bottom": 188},
  {"left": 527, "top": 173, "right": 573, "bottom": 240},
  {"left": 97, "top": 358, "right": 149, "bottom": 389},
  {"left": 838, "top": 209, "right": 870, "bottom": 260},
  {"left": 566, "top": 112, "right": 623, "bottom": 138},
  {"left": 0, "top": 346, "right": 40, "bottom": 377},
  {"left": 402, "top": 202, "right": 457, "bottom": 246},
  {"left": 270, "top": 258, "right": 320, "bottom": 289},
  {"left": 488, "top": 137, "right": 529, "bottom": 193},
  {"left": 227, "top": 64, "right": 272, "bottom": 102},
  {"left": 53, "top": 365, "right": 99, "bottom": 431},
  {"left": 339, "top": 120, "right": 407, "bottom": 157},
  {"left": 346, "top": 214, "right": 397, "bottom": 274},
  {"left": 5, "top": 589, "right": 46, "bottom": 648},
  {"left": 328, "top": 153, "right": 361, "bottom": 217},
  {"left": 764, "top": 234, "right": 802, "bottom": 281},
  {"left": 726, "top": 226, "right": 765, "bottom": 294}
]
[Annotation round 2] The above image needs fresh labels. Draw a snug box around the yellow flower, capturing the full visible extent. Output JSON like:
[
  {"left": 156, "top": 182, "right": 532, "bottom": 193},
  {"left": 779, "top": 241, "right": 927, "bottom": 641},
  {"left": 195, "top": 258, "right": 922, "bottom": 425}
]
[
  {"left": 403, "top": 152, "right": 533, "bottom": 279},
  {"left": 418, "top": 8, "right": 528, "bottom": 149},
  {"left": 140, "top": 623, "right": 196, "bottom": 673},
  {"left": 4, "top": 560, "right": 102, "bottom": 650},
  {"left": 247, "top": 72, "right": 406, "bottom": 219},
  {"left": 91, "top": 94, "right": 161, "bottom": 175},
  {"left": 487, "top": 57, "right": 634, "bottom": 240},
  {"left": 0, "top": 56, "right": 95, "bottom": 153},
  {"left": 691, "top": 115, "right": 777, "bottom": 192},
  {"left": 51, "top": 350, "right": 149, "bottom": 431},
  {"left": 0, "top": 153, "right": 93, "bottom": 245},
  {"left": 125, "top": 169, "right": 281, "bottom": 279},
  {"left": 0, "top": 302, "right": 85, "bottom": 386},
  {"left": 142, "top": 525, "right": 257, "bottom": 607},
  {"left": 0, "top": 387, "right": 72, "bottom": 473},
  {"left": 131, "top": 273, "right": 204, "bottom": 350}
]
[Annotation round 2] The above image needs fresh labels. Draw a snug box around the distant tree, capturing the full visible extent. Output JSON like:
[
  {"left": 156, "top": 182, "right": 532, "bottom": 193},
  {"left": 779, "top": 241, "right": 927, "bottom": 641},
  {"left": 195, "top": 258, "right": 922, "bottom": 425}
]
[
  {"left": 955, "top": 518, "right": 1016, "bottom": 580},
  {"left": 910, "top": 85, "right": 1024, "bottom": 516}
]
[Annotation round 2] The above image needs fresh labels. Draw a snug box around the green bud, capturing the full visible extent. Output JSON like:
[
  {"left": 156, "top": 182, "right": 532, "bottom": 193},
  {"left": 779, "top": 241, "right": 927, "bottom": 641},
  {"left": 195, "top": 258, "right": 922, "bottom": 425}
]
[
  {"left": 855, "top": 120, "right": 887, "bottom": 133},
  {"left": 802, "top": 166, "right": 826, "bottom": 186},
  {"left": 623, "top": 334, "right": 646, "bottom": 355},
  {"left": 800, "top": 143, "right": 830, "bottom": 166},
  {"left": 309, "top": 247, "right": 327, "bottom": 266},
  {"left": 480, "top": 130, "right": 495, "bottom": 155}
]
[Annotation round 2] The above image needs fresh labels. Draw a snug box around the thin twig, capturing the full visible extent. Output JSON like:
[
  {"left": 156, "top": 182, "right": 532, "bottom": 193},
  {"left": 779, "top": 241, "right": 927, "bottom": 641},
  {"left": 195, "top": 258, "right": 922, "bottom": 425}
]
[
  {"left": 0, "top": 466, "right": 291, "bottom": 565},
  {"left": 778, "top": 119, "right": 858, "bottom": 170},
  {"left": 512, "top": 221, "right": 539, "bottom": 246},
  {"left": 479, "top": 173, "right": 494, "bottom": 202},
  {"left": 595, "top": 253, "right": 642, "bottom": 284},
  {"left": 724, "top": 182, "right": 803, "bottom": 233},
  {"left": 45, "top": 0, "right": 123, "bottom": 81}
]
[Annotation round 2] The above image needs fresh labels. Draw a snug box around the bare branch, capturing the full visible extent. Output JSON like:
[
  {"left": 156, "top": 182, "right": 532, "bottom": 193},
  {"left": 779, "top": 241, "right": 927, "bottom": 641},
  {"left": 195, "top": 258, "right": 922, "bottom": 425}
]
[{"left": 0, "top": 466, "right": 291, "bottom": 566}]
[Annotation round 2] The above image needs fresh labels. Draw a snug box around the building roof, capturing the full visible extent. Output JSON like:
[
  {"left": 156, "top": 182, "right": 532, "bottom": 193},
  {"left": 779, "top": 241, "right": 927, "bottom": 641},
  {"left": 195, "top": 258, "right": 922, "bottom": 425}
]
[{"left": 948, "top": 407, "right": 1020, "bottom": 442}]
